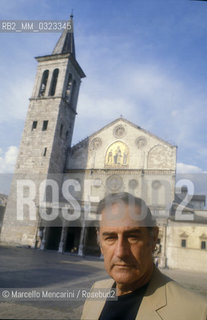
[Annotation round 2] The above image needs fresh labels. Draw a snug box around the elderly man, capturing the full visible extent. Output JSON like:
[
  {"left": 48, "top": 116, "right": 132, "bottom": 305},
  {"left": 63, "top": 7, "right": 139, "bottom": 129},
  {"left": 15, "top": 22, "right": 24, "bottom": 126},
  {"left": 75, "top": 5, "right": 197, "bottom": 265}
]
[{"left": 81, "top": 192, "right": 207, "bottom": 320}]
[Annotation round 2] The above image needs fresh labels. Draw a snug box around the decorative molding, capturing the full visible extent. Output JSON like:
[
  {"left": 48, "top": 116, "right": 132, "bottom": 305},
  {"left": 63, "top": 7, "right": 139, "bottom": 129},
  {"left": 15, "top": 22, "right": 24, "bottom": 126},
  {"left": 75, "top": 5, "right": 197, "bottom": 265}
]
[
  {"left": 135, "top": 136, "right": 147, "bottom": 149},
  {"left": 148, "top": 144, "right": 174, "bottom": 169},
  {"left": 145, "top": 170, "right": 175, "bottom": 175},
  {"left": 199, "top": 233, "right": 207, "bottom": 240},
  {"left": 93, "top": 178, "right": 102, "bottom": 188},
  {"left": 179, "top": 232, "right": 189, "bottom": 238},
  {"left": 90, "top": 137, "right": 102, "bottom": 151},
  {"left": 152, "top": 180, "right": 162, "bottom": 190},
  {"left": 128, "top": 179, "right": 138, "bottom": 189}
]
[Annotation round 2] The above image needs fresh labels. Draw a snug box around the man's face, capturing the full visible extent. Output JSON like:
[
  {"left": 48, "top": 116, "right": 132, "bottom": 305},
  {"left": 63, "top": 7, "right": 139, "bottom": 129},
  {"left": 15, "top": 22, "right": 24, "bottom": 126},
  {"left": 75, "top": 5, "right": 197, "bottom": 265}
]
[{"left": 99, "top": 202, "right": 158, "bottom": 290}]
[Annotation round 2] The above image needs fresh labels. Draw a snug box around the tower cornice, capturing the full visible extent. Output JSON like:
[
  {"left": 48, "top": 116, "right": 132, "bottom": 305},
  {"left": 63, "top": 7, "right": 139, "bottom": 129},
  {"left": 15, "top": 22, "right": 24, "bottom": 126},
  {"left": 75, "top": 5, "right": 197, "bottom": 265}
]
[{"left": 35, "top": 53, "right": 86, "bottom": 79}]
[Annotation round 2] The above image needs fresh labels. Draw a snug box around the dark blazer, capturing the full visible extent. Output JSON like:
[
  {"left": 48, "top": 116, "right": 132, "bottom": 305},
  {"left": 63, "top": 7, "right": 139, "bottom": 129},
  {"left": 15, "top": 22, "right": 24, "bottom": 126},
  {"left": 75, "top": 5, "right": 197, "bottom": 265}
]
[{"left": 81, "top": 268, "right": 207, "bottom": 320}]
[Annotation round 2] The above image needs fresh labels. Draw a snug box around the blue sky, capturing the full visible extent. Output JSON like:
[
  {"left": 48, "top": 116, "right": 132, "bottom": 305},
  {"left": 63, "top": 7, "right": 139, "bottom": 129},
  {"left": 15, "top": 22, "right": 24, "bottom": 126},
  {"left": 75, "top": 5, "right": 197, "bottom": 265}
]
[{"left": 0, "top": 0, "right": 207, "bottom": 184}]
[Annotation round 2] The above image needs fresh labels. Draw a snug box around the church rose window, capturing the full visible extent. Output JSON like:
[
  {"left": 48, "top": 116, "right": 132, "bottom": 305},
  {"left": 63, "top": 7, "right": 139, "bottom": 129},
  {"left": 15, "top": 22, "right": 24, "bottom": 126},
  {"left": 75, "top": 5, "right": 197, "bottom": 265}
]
[
  {"left": 113, "top": 125, "right": 126, "bottom": 138},
  {"left": 39, "top": 70, "right": 49, "bottom": 97},
  {"left": 49, "top": 68, "right": 59, "bottom": 96},
  {"left": 106, "top": 175, "right": 123, "bottom": 192}
]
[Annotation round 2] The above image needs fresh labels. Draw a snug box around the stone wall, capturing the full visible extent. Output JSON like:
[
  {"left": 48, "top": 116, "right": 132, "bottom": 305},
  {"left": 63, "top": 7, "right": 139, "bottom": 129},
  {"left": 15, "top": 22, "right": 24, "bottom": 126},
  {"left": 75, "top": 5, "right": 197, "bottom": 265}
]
[{"left": 166, "top": 220, "right": 207, "bottom": 272}]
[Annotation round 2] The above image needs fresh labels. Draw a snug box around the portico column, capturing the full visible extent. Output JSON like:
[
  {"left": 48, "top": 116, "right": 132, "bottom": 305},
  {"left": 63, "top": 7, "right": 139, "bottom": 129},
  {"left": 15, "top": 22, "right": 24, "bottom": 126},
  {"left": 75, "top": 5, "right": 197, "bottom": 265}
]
[
  {"left": 160, "top": 223, "right": 167, "bottom": 268},
  {"left": 58, "top": 226, "right": 67, "bottom": 253},
  {"left": 78, "top": 221, "right": 86, "bottom": 256},
  {"left": 40, "top": 227, "right": 47, "bottom": 250}
]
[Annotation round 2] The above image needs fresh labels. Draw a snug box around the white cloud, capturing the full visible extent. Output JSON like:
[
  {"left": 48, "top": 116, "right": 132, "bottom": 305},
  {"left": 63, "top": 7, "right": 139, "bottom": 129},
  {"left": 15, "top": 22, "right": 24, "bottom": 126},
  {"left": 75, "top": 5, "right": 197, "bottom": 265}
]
[
  {"left": 74, "top": 55, "right": 207, "bottom": 151},
  {"left": 76, "top": 33, "right": 207, "bottom": 172},
  {"left": 0, "top": 75, "right": 33, "bottom": 123},
  {"left": 0, "top": 146, "right": 18, "bottom": 173},
  {"left": 0, "top": 26, "right": 206, "bottom": 173},
  {"left": 176, "top": 162, "right": 206, "bottom": 174},
  {"left": 176, "top": 163, "right": 207, "bottom": 201}
]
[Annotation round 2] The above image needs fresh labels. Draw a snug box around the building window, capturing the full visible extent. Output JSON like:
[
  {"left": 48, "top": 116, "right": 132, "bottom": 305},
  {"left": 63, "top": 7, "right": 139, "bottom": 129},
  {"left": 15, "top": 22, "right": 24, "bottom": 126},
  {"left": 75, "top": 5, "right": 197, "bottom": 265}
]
[
  {"left": 32, "top": 121, "right": 37, "bottom": 131},
  {"left": 201, "top": 241, "right": 206, "bottom": 250},
  {"left": 39, "top": 70, "right": 49, "bottom": 97},
  {"left": 49, "top": 68, "right": 59, "bottom": 96},
  {"left": 43, "top": 148, "right": 47, "bottom": 157},
  {"left": 66, "top": 130, "right": 69, "bottom": 139},
  {"left": 65, "top": 73, "right": 72, "bottom": 100},
  {"left": 42, "top": 120, "right": 48, "bottom": 131},
  {"left": 181, "top": 239, "right": 186, "bottom": 248},
  {"left": 60, "top": 124, "right": 63, "bottom": 138}
]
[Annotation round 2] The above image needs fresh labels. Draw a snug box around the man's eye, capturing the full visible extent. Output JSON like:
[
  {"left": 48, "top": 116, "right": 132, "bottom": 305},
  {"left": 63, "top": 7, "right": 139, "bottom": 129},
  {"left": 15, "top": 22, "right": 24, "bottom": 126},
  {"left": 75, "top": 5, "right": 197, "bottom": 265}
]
[{"left": 105, "top": 237, "right": 116, "bottom": 242}]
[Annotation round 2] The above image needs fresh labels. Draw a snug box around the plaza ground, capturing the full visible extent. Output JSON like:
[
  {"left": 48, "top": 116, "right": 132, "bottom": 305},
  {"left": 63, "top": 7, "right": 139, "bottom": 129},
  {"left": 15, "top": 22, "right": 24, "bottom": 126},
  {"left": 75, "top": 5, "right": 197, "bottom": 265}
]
[{"left": 0, "top": 245, "right": 206, "bottom": 319}]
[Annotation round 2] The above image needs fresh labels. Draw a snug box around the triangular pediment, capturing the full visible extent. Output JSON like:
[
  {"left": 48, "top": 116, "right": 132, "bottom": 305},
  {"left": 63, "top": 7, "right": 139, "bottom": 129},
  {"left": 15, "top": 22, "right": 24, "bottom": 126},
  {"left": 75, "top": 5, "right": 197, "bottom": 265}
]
[
  {"left": 71, "top": 117, "right": 175, "bottom": 151},
  {"left": 66, "top": 117, "right": 176, "bottom": 171},
  {"left": 179, "top": 232, "right": 189, "bottom": 238}
]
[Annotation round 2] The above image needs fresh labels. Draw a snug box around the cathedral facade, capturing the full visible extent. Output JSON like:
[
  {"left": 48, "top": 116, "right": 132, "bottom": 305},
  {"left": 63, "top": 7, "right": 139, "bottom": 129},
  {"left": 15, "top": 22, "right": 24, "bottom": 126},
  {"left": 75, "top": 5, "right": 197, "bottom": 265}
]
[{"left": 38, "top": 116, "right": 176, "bottom": 268}]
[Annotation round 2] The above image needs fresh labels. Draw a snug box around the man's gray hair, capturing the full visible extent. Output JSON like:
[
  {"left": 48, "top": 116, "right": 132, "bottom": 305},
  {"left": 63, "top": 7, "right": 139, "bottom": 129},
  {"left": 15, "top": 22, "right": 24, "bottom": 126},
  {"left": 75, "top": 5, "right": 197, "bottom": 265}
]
[{"left": 97, "top": 192, "right": 156, "bottom": 228}]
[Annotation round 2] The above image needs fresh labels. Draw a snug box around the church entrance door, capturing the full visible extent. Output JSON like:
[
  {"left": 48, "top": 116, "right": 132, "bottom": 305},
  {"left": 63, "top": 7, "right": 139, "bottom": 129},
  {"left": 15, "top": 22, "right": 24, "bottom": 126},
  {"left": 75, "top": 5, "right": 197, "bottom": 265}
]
[
  {"left": 45, "top": 227, "right": 62, "bottom": 250},
  {"left": 64, "top": 227, "right": 81, "bottom": 253},
  {"left": 84, "top": 227, "right": 101, "bottom": 257}
]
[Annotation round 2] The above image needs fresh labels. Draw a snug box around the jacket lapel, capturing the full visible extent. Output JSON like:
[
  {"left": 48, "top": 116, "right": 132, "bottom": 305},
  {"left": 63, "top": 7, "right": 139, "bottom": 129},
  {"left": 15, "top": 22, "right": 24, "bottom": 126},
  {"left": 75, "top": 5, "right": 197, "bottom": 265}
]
[
  {"left": 81, "top": 279, "right": 114, "bottom": 320},
  {"left": 81, "top": 268, "right": 170, "bottom": 320},
  {"left": 136, "top": 268, "right": 169, "bottom": 320}
]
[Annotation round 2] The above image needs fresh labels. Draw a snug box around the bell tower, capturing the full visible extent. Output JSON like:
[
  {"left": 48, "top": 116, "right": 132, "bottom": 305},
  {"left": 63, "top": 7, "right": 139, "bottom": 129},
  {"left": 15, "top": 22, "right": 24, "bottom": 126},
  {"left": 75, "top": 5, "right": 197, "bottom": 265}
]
[
  {"left": 1, "top": 16, "right": 86, "bottom": 246},
  {"left": 19, "top": 14, "right": 85, "bottom": 174}
]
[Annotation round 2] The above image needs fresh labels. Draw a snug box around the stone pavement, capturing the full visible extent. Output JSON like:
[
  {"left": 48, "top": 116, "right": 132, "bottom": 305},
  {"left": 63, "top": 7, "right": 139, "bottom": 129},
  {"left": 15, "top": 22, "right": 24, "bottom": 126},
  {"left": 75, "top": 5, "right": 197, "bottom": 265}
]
[
  {"left": 162, "top": 267, "right": 207, "bottom": 298},
  {"left": 0, "top": 245, "right": 106, "bottom": 320},
  {"left": 0, "top": 245, "right": 206, "bottom": 319}
]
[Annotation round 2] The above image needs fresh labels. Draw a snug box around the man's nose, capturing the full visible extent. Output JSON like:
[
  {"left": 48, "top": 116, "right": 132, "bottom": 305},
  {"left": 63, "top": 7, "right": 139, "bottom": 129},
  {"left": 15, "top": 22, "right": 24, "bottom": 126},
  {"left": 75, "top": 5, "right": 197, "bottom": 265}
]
[{"left": 114, "top": 237, "right": 129, "bottom": 258}]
